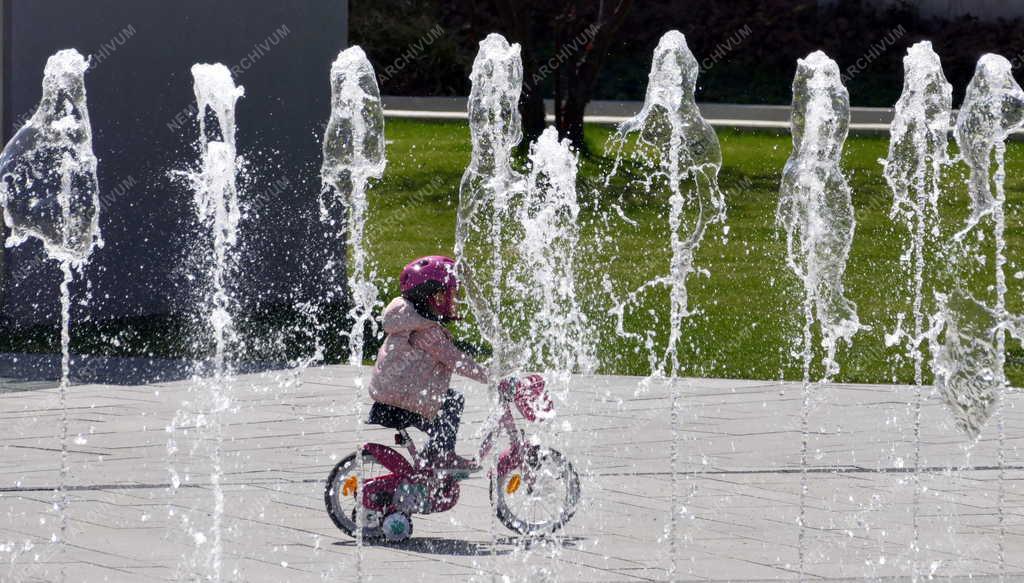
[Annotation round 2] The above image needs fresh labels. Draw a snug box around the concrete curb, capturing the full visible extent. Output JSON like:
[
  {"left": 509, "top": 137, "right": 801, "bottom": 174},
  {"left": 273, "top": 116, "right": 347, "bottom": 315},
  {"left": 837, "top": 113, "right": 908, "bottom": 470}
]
[
  {"left": 382, "top": 95, "right": 1022, "bottom": 137},
  {"left": 382, "top": 96, "right": 893, "bottom": 133}
]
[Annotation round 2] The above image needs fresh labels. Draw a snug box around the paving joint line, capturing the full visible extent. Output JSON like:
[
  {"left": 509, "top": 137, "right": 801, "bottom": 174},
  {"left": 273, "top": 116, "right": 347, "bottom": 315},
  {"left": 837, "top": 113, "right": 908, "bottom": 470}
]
[{"left": 5, "top": 463, "right": 1023, "bottom": 494}]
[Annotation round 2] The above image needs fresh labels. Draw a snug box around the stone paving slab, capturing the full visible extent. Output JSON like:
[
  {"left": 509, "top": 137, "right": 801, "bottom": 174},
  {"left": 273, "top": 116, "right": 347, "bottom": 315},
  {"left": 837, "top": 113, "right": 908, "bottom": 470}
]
[{"left": 1, "top": 365, "right": 1022, "bottom": 581}]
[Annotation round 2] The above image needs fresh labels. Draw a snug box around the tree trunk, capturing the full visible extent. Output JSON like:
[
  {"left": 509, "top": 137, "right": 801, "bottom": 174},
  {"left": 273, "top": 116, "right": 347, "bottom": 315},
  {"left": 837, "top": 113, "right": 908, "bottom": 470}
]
[
  {"left": 519, "top": 57, "right": 547, "bottom": 147},
  {"left": 496, "top": 0, "right": 632, "bottom": 151},
  {"left": 497, "top": 0, "right": 546, "bottom": 147},
  {"left": 552, "top": 0, "right": 633, "bottom": 151},
  {"left": 555, "top": 74, "right": 586, "bottom": 148}
]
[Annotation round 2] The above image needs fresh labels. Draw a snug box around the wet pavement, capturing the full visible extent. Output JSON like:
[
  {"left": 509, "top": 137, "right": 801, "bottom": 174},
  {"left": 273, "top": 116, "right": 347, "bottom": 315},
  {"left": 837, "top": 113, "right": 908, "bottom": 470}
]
[{"left": 1, "top": 364, "right": 1022, "bottom": 581}]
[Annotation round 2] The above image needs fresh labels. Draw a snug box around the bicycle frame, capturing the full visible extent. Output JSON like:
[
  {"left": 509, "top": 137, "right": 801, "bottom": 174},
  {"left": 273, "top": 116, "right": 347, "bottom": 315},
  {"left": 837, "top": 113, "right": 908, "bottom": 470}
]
[
  {"left": 357, "top": 391, "right": 533, "bottom": 516},
  {"left": 478, "top": 396, "right": 530, "bottom": 478}
]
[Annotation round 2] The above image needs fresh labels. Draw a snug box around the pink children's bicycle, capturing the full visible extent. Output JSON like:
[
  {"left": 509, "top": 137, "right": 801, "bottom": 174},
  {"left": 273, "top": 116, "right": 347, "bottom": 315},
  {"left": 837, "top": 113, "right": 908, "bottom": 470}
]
[{"left": 324, "top": 375, "right": 580, "bottom": 542}]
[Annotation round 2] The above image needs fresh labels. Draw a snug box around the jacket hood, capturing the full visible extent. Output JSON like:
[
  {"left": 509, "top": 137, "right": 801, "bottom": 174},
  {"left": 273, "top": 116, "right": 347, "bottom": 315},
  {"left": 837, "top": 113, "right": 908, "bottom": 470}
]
[{"left": 382, "top": 297, "right": 437, "bottom": 335}]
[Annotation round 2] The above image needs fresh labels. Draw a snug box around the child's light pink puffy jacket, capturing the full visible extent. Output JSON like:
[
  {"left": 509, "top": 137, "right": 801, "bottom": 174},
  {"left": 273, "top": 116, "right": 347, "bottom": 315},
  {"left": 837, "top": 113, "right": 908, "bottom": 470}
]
[{"left": 368, "top": 297, "right": 489, "bottom": 419}]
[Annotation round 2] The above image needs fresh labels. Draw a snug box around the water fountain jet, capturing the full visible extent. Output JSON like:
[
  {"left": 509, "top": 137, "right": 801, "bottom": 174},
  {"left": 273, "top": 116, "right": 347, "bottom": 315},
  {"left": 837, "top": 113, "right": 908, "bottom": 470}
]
[
  {"left": 937, "top": 53, "right": 1024, "bottom": 576},
  {"left": 881, "top": 40, "right": 952, "bottom": 570},
  {"left": 930, "top": 53, "right": 1024, "bottom": 439},
  {"left": 458, "top": 33, "right": 595, "bottom": 578},
  {"left": 0, "top": 48, "right": 102, "bottom": 549},
  {"left": 518, "top": 127, "right": 594, "bottom": 382},
  {"left": 320, "top": 46, "right": 386, "bottom": 366},
  {"left": 173, "top": 62, "right": 243, "bottom": 581},
  {"left": 777, "top": 50, "right": 864, "bottom": 576},
  {"left": 605, "top": 31, "right": 726, "bottom": 577},
  {"left": 456, "top": 33, "right": 525, "bottom": 377},
  {"left": 607, "top": 30, "right": 726, "bottom": 381},
  {"left": 318, "top": 45, "right": 386, "bottom": 579}
]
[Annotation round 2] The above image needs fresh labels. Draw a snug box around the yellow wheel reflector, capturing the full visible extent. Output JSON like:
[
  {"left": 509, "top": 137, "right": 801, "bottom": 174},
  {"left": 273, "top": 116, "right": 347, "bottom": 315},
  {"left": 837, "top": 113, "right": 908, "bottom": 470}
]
[
  {"left": 506, "top": 474, "right": 522, "bottom": 495},
  {"left": 342, "top": 476, "right": 358, "bottom": 497}
]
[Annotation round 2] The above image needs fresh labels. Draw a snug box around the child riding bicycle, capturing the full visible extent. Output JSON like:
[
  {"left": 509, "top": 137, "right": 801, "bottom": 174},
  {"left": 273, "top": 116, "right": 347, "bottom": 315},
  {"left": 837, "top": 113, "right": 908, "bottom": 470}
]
[{"left": 367, "top": 255, "right": 490, "bottom": 471}]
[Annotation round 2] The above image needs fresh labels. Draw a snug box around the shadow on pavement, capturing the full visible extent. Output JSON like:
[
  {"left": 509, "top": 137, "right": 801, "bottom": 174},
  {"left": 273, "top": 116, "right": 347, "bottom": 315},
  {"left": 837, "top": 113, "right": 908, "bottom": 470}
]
[{"left": 333, "top": 535, "right": 585, "bottom": 557}]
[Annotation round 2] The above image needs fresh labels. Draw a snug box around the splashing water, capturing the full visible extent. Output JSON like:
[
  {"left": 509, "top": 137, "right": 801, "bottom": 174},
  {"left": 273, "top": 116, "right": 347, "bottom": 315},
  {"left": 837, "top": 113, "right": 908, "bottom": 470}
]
[
  {"left": 191, "top": 63, "right": 244, "bottom": 375},
  {"left": 603, "top": 32, "right": 726, "bottom": 577},
  {"left": 458, "top": 35, "right": 592, "bottom": 383},
  {"left": 319, "top": 45, "right": 386, "bottom": 579},
  {"left": 928, "top": 289, "right": 1005, "bottom": 439},
  {"left": 456, "top": 33, "right": 524, "bottom": 376},
  {"left": 178, "top": 62, "right": 244, "bottom": 581},
  {"left": 777, "top": 50, "right": 863, "bottom": 576},
  {"left": 320, "top": 46, "right": 386, "bottom": 366},
  {"left": 943, "top": 53, "right": 1024, "bottom": 576},
  {"left": 778, "top": 51, "right": 863, "bottom": 378},
  {"left": 880, "top": 40, "right": 952, "bottom": 568},
  {"left": 0, "top": 48, "right": 102, "bottom": 548},
  {"left": 937, "top": 54, "right": 1024, "bottom": 437},
  {"left": 516, "top": 127, "right": 595, "bottom": 380},
  {"left": 608, "top": 30, "right": 726, "bottom": 379},
  {"left": 955, "top": 55, "right": 1024, "bottom": 236},
  {"left": 457, "top": 35, "right": 594, "bottom": 578}
]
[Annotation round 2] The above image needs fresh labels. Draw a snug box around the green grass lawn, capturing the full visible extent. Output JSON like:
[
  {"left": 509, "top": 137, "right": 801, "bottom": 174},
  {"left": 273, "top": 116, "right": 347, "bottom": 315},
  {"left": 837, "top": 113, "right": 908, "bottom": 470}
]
[{"left": 368, "top": 118, "right": 1024, "bottom": 385}]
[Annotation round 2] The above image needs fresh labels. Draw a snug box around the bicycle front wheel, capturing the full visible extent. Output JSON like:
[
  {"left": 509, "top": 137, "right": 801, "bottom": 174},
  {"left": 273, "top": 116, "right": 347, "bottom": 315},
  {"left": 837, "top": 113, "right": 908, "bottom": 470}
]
[{"left": 491, "top": 447, "right": 580, "bottom": 536}]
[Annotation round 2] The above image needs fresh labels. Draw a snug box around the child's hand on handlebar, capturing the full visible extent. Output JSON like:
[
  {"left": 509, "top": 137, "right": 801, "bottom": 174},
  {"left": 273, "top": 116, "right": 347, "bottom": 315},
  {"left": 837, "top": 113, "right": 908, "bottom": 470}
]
[{"left": 498, "top": 376, "right": 518, "bottom": 399}]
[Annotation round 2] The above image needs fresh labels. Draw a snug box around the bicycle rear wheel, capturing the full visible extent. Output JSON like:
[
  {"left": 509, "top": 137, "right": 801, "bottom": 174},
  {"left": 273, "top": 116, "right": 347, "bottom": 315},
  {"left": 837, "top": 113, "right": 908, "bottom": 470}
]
[{"left": 324, "top": 450, "right": 390, "bottom": 539}]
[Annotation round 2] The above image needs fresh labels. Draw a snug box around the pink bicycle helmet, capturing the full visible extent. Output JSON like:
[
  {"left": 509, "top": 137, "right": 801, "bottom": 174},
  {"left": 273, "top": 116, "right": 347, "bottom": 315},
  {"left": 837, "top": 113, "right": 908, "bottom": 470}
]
[{"left": 399, "top": 255, "right": 461, "bottom": 320}]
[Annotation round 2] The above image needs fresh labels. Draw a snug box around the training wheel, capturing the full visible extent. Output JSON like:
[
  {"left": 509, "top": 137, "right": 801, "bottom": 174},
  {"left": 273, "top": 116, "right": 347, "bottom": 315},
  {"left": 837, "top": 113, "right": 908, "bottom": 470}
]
[{"left": 381, "top": 512, "right": 413, "bottom": 542}]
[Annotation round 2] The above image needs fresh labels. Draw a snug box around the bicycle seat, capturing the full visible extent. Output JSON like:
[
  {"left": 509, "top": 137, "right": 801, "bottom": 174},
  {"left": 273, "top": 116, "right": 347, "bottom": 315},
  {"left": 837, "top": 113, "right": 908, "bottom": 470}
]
[{"left": 367, "top": 402, "right": 419, "bottom": 430}]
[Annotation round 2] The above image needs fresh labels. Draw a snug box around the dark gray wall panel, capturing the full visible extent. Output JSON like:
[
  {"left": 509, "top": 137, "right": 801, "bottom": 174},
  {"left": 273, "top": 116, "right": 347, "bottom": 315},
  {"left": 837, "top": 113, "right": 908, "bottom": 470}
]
[{"left": 2, "top": 0, "right": 349, "bottom": 326}]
